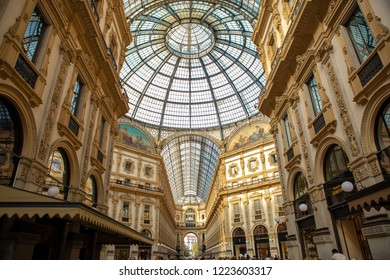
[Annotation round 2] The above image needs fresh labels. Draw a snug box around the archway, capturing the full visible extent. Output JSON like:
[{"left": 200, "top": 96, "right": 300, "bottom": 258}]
[
  {"left": 0, "top": 98, "right": 23, "bottom": 187},
  {"left": 183, "top": 232, "right": 198, "bottom": 258},
  {"left": 253, "top": 225, "right": 270, "bottom": 259},
  {"left": 232, "top": 227, "right": 246, "bottom": 258}
]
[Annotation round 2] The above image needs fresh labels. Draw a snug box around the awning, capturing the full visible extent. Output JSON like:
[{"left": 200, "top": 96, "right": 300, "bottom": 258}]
[
  {"left": 347, "top": 181, "right": 390, "bottom": 211},
  {"left": 0, "top": 186, "right": 153, "bottom": 245}
]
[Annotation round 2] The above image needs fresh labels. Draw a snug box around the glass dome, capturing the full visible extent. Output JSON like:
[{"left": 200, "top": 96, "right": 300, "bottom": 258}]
[{"left": 121, "top": 0, "right": 265, "bottom": 132}]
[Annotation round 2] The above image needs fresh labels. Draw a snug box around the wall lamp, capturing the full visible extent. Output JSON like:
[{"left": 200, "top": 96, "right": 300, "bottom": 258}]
[
  {"left": 48, "top": 185, "right": 60, "bottom": 197},
  {"left": 298, "top": 201, "right": 317, "bottom": 212},
  {"left": 341, "top": 181, "right": 354, "bottom": 192}
]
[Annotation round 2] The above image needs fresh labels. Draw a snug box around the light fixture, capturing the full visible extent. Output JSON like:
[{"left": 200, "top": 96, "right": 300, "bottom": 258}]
[
  {"left": 48, "top": 185, "right": 59, "bottom": 197},
  {"left": 299, "top": 202, "right": 308, "bottom": 212},
  {"left": 274, "top": 216, "right": 281, "bottom": 224},
  {"left": 341, "top": 181, "right": 354, "bottom": 192}
]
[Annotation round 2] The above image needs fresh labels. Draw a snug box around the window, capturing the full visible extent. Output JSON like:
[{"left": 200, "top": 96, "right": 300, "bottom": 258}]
[
  {"left": 276, "top": 195, "right": 284, "bottom": 216},
  {"left": 249, "top": 160, "right": 257, "bottom": 171},
  {"left": 254, "top": 199, "right": 262, "bottom": 220},
  {"left": 143, "top": 205, "right": 151, "bottom": 224},
  {"left": 22, "top": 7, "right": 47, "bottom": 62},
  {"left": 307, "top": 74, "right": 323, "bottom": 116},
  {"left": 233, "top": 203, "right": 240, "bottom": 223},
  {"left": 124, "top": 178, "right": 130, "bottom": 186},
  {"left": 324, "top": 145, "right": 350, "bottom": 181},
  {"left": 294, "top": 172, "right": 308, "bottom": 199},
  {"left": 141, "top": 229, "right": 152, "bottom": 238},
  {"left": 122, "top": 201, "right": 129, "bottom": 222},
  {"left": 185, "top": 208, "right": 196, "bottom": 227},
  {"left": 98, "top": 116, "right": 106, "bottom": 147},
  {"left": 145, "top": 166, "right": 152, "bottom": 177},
  {"left": 272, "top": 153, "right": 278, "bottom": 163},
  {"left": 346, "top": 6, "right": 376, "bottom": 63},
  {"left": 375, "top": 100, "right": 390, "bottom": 151},
  {"left": 70, "top": 77, "right": 83, "bottom": 116},
  {"left": 125, "top": 161, "right": 132, "bottom": 171},
  {"left": 231, "top": 165, "right": 238, "bottom": 175},
  {"left": 48, "top": 148, "right": 70, "bottom": 200},
  {"left": 283, "top": 114, "right": 293, "bottom": 147},
  {"left": 269, "top": 35, "right": 277, "bottom": 57},
  {"left": 85, "top": 176, "right": 97, "bottom": 208}
]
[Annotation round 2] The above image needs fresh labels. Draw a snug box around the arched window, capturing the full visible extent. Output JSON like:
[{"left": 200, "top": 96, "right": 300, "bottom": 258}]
[
  {"left": 294, "top": 172, "right": 308, "bottom": 200},
  {"left": 141, "top": 229, "right": 152, "bottom": 238},
  {"left": 85, "top": 176, "right": 97, "bottom": 208},
  {"left": 375, "top": 99, "right": 390, "bottom": 175},
  {"left": 185, "top": 208, "right": 196, "bottom": 227},
  {"left": 293, "top": 172, "right": 312, "bottom": 217},
  {"left": 0, "top": 98, "right": 23, "bottom": 186},
  {"left": 48, "top": 148, "right": 70, "bottom": 199},
  {"left": 324, "top": 145, "right": 350, "bottom": 181}
]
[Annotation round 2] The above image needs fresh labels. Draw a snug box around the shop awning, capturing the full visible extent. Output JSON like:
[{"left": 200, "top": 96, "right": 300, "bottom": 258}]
[
  {"left": 347, "top": 181, "right": 390, "bottom": 211},
  {"left": 0, "top": 186, "right": 153, "bottom": 245}
]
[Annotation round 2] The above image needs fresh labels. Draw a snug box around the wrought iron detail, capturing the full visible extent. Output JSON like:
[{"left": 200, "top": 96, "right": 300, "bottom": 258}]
[
  {"left": 358, "top": 53, "right": 383, "bottom": 87},
  {"left": 287, "top": 147, "right": 294, "bottom": 162},
  {"left": 97, "top": 149, "right": 104, "bottom": 164},
  {"left": 313, "top": 113, "right": 325, "bottom": 134},
  {"left": 68, "top": 115, "right": 80, "bottom": 136},
  {"left": 15, "top": 54, "right": 38, "bottom": 88}
]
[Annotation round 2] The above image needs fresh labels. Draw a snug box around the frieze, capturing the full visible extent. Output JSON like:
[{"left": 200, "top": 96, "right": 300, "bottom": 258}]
[{"left": 326, "top": 61, "right": 360, "bottom": 158}]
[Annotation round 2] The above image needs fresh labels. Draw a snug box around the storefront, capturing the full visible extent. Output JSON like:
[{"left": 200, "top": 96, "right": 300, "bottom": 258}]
[{"left": 253, "top": 225, "right": 270, "bottom": 259}]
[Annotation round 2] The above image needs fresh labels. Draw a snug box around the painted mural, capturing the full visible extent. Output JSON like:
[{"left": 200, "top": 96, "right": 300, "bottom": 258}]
[
  {"left": 227, "top": 122, "right": 272, "bottom": 151},
  {"left": 118, "top": 124, "right": 155, "bottom": 153}
]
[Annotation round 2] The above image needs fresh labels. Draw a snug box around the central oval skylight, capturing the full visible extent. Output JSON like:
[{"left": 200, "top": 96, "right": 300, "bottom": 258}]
[
  {"left": 121, "top": 1, "right": 266, "bottom": 132},
  {"left": 166, "top": 23, "right": 215, "bottom": 58}
]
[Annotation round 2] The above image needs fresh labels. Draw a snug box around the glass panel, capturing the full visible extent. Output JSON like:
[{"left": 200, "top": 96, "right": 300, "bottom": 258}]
[
  {"left": 22, "top": 8, "right": 46, "bottom": 62},
  {"left": 324, "top": 145, "right": 350, "bottom": 181},
  {"left": 294, "top": 173, "right": 308, "bottom": 199},
  {"left": 346, "top": 6, "right": 376, "bottom": 63},
  {"left": 307, "top": 74, "right": 323, "bottom": 115},
  {"left": 121, "top": 1, "right": 266, "bottom": 130},
  {"left": 70, "top": 77, "right": 83, "bottom": 116},
  {"left": 283, "top": 115, "right": 293, "bottom": 147}
]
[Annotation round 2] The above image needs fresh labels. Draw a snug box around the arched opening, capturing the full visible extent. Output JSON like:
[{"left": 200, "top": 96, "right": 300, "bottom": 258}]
[
  {"left": 0, "top": 97, "right": 23, "bottom": 187},
  {"left": 85, "top": 176, "right": 98, "bottom": 208},
  {"left": 253, "top": 225, "right": 270, "bottom": 260},
  {"left": 293, "top": 172, "right": 317, "bottom": 259},
  {"left": 375, "top": 98, "right": 390, "bottom": 176},
  {"left": 232, "top": 227, "right": 246, "bottom": 258},
  {"left": 47, "top": 148, "right": 70, "bottom": 200},
  {"left": 183, "top": 232, "right": 198, "bottom": 258},
  {"left": 141, "top": 229, "right": 152, "bottom": 238},
  {"left": 323, "top": 145, "right": 372, "bottom": 260},
  {"left": 277, "top": 222, "right": 288, "bottom": 260}
]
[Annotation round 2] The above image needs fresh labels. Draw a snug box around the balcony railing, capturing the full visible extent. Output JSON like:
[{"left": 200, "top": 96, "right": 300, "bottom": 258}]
[
  {"left": 111, "top": 179, "right": 163, "bottom": 193},
  {"left": 313, "top": 113, "right": 326, "bottom": 134},
  {"left": 222, "top": 174, "right": 280, "bottom": 190},
  {"left": 68, "top": 115, "right": 80, "bottom": 136},
  {"left": 287, "top": 147, "right": 295, "bottom": 162},
  {"left": 358, "top": 52, "right": 383, "bottom": 87},
  {"left": 14, "top": 54, "right": 38, "bottom": 88}
]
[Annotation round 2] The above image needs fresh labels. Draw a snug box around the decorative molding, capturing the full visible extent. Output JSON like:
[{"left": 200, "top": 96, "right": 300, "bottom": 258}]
[
  {"left": 326, "top": 61, "right": 360, "bottom": 158},
  {"left": 293, "top": 106, "right": 314, "bottom": 184},
  {"left": 38, "top": 48, "right": 71, "bottom": 160}
]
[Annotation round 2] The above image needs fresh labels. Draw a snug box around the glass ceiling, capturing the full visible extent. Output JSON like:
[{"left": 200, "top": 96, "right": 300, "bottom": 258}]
[
  {"left": 121, "top": 0, "right": 265, "bottom": 132},
  {"left": 161, "top": 134, "right": 220, "bottom": 204},
  {"left": 121, "top": 1, "right": 263, "bottom": 206}
]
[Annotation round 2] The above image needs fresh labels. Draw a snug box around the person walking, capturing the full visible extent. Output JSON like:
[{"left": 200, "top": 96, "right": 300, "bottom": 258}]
[{"left": 332, "top": 249, "right": 347, "bottom": 260}]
